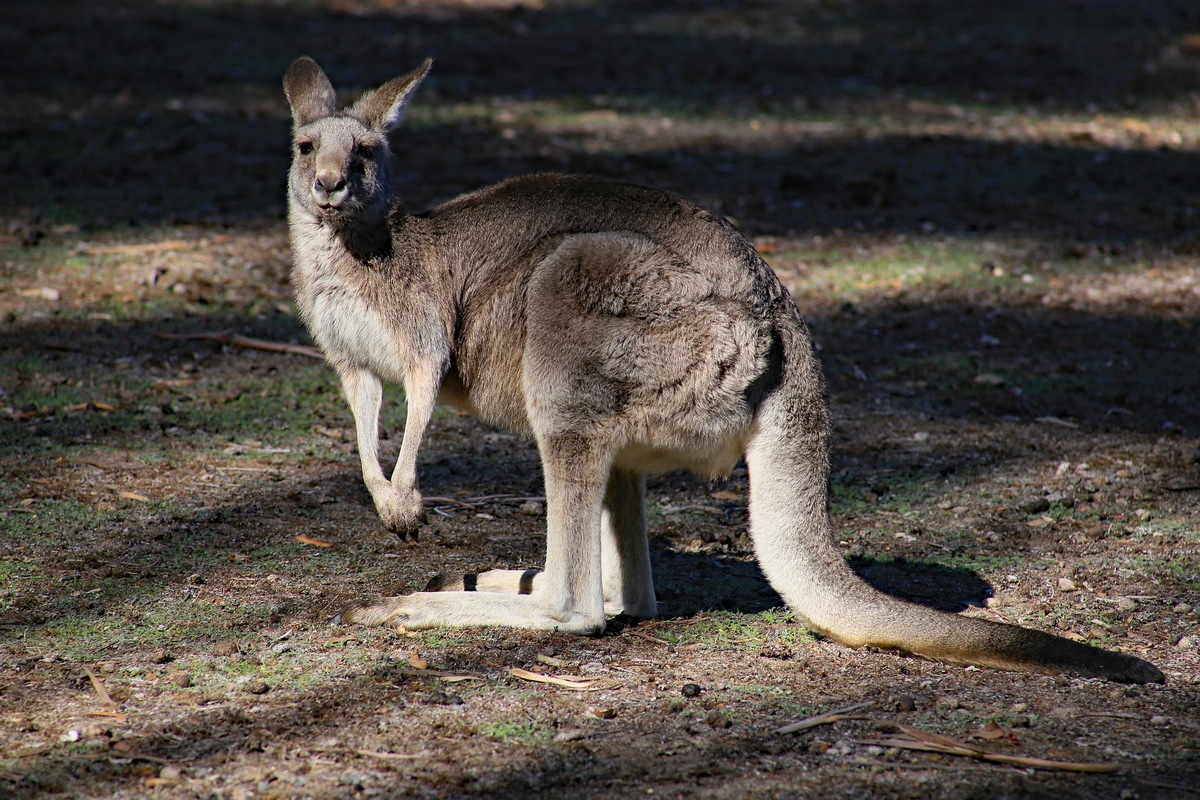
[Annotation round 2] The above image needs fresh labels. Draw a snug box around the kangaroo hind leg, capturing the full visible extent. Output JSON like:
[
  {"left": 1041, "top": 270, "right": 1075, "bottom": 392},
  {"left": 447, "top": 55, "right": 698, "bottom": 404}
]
[
  {"left": 600, "top": 467, "right": 656, "bottom": 618},
  {"left": 424, "top": 467, "right": 654, "bottom": 619}
]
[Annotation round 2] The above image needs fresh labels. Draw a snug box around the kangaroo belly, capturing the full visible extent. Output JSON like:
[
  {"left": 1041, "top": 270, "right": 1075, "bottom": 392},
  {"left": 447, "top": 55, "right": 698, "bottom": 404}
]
[{"left": 614, "top": 438, "right": 747, "bottom": 478}]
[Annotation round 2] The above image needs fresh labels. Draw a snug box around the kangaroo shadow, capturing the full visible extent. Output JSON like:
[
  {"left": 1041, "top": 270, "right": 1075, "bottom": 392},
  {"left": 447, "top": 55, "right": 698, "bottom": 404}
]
[{"left": 647, "top": 540, "right": 992, "bottom": 619}]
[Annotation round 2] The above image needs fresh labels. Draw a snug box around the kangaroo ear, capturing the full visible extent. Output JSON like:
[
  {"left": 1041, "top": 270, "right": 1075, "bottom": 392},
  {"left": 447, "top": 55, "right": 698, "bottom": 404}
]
[
  {"left": 352, "top": 58, "right": 433, "bottom": 134},
  {"left": 284, "top": 56, "right": 337, "bottom": 127}
]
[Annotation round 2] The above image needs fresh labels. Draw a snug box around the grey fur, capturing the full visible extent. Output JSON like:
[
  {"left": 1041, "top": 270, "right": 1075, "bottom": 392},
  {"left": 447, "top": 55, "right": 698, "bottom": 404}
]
[{"left": 283, "top": 57, "right": 1163, "bottom": 683}]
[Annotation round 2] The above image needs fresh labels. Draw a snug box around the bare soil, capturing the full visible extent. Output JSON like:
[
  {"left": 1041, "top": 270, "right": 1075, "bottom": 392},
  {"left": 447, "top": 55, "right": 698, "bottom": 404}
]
[{"left": 1, "top": 1, "right": 1198, "bottom": 798}]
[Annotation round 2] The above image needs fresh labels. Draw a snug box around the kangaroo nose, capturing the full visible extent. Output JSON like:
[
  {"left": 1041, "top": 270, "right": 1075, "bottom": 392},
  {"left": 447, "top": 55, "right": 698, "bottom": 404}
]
[{"left": 313, "top": 171, "right": 347, "bottom": 207}]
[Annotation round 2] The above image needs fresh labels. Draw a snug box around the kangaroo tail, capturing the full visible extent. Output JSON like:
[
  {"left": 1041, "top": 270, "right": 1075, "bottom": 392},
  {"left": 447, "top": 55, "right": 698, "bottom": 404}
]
[{"left": 745, "top": 321, "right": 1164, "bottom": 684}]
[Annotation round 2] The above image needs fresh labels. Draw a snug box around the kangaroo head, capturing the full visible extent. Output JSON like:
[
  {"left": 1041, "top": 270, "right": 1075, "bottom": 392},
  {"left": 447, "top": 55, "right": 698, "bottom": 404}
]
[{"left": 283, "top": 56, "right": 431, "bottom": 228}]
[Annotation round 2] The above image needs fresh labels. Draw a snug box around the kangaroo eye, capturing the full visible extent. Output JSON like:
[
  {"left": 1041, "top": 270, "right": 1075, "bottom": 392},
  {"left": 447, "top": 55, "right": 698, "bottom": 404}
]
[
  {"left": 356, "top": 144, "right": 375, "bottom": 160},
  {"left": 296, "top": 140, "right": 314, "bottom": 156}
]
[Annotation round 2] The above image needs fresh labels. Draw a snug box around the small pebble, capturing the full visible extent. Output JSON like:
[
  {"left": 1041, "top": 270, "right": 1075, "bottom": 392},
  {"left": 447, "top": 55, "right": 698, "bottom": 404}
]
[
  {"left": 1115, "top": 597, "right": 1139, "bottom": 613},
  {"left": 681, "top": 683, "right": 702, "bottom": 698},
  {"left": 895, "top": 695, "right": 916, "bottom": 712},
  {"left": 1057, "top": 577, "right": 1077, "bottom": 592},
  {"left": 1173, "top": 603, "right": 1194, "bottom": 614},
  {"left": 1176, "top": 635, "right": 1197, "bottom": 650},
  {"left": 159, "top": 766, "right": 181, "bottom": 781},
  {"left": 934, "top": 696, "right": 961, "bottom": 711},
  {"left": 171, "top": 672, "right": 192, "bottom": 689},
  {"left": 518, "top": 500, "right": 544, "bottom": 516},
  {"left": 245, "top": 680, "right": 270, "bottom": 695},
  {"left": 1020, "top": 497, "right": 1051, "bottom": 515},
  {"left": 661, "top": 698, "right": 686, "bottom": 713},
  {"left": 704, "top": 710, "right": 732, "bottom": 729},
  {"left": 211, "top": 641, "right": 239, "bottom": 657},
  {"left": 150, "top": 648, "right": 173, "bottom": 665},
  {"left": 1047, "top": 492, "right": 1075, "bottom": 508},
  {"left": 424, "top": 691, "right": 464, "bottom": 706}
]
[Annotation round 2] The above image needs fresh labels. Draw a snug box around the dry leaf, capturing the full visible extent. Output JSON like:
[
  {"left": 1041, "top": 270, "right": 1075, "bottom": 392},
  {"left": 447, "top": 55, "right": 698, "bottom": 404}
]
[
  {"left": 85, "top": 240, "right": 193, "bottom": 256},
  {"left": 143, "top": 778, "right": 179, "bottom": 789},
  {"left": 18, "top": 287, "right": 61, "bottom": 301},
  {"left": 83, "top": 666, "right": 116, "bottom": 707},
  {"left": 509, "top": 667, "right": 598, "bottom": 690},
  {"left": 227, "top": 553, "right": 250, "bottom": 562},
  {"left": 295, "top": 534, "right": 333, "bottom": 547},
  {"left": 63, "top": 402, "right": 117, "bottom": 413},
  {"left": 585, "top": 706, "right": 616, "bottom": 719},
  {"left": 972, "top": 722, "right": 1009, "bottom": 741},
  {"left": 407, "top": 651, "right": 429, "bottom": 670},
  {"left": 118, "top": 491, "right": 150, "bottom": 502}
]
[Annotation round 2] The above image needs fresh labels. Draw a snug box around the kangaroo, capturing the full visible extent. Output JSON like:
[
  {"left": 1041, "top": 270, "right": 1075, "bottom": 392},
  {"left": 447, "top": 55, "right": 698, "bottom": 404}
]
[{"left": 282, "top": 56, "right": 1163, "bottom": 684}]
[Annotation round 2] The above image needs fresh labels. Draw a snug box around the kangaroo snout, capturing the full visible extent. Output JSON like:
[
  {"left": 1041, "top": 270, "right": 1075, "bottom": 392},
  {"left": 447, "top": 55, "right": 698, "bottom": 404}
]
[{"left": 313, "top": 169, "right": 348, "bottom": 208}]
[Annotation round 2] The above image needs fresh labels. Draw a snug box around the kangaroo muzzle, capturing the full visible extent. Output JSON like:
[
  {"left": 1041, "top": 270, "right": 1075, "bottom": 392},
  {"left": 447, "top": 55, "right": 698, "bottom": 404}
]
[{"left": 313, "top": 168, "right": 348, "bottom": 209}]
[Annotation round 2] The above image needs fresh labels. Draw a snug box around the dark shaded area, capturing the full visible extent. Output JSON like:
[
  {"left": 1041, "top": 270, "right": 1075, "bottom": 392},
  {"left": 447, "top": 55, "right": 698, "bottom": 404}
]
[
  {"left": 3, "top": 0, "right": 1200, "bottom": 239},
  {"left": 3, "top": 3, "right": 1200, "bottom": 798}
]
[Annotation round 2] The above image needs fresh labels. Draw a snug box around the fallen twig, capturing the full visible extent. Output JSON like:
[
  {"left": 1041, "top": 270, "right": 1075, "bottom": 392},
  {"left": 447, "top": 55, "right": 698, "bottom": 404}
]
[
  {"left": 389, "top": 670, "right": 481, "bottom": 682},
  {"left": 353, "top": 748, "right": 431, "bottom": 761},
  {"left": 775, "top": 701, "right": 876, "bottom": 735},
  {"left": 856, "top": 724, "right": 1121, "bottom": 773},
  {"left": 422, "top": 496, "right": 480, "bottom": 510},
  {"left": 625, "top": 628, "right": 671, "bottom": 646},
  {"left": 423, "top": 494, "right": 547, "bottom": 509},
  {"left": 155, "top": 331, "right": 323, "bottom": 359}
]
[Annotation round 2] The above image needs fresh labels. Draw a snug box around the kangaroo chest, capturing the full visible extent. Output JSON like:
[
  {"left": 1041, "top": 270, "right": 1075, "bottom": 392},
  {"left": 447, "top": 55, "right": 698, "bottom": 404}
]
[{"left": 295, "top": 254, "right": 410, "bottom": 385}]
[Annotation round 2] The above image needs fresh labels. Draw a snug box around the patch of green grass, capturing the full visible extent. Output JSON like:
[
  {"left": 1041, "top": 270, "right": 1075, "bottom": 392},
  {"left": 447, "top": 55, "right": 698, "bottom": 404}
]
[
  {"left": 0, "top": 498, "right": 123, "bottom": 543},
  {"left": 726, "top": 683, "right": 814, "bottom": 718},
  {"left": 413, "top": 629, "right": 481, "bottom": 649},
  {"left": 783, "top": 239, "right": 1005, "bottom": 304},
  {"left": 475, "top": 719, "right": 550, "bottom": 745},
  {"left": 933, "top": 550, "right": 1028, "bottom": 574},
  {"left": 656, "top": 608, "right": 816, "bottom": 651},
  {"left": 19, "top": 602, "right": 242, "bottom": 663}
]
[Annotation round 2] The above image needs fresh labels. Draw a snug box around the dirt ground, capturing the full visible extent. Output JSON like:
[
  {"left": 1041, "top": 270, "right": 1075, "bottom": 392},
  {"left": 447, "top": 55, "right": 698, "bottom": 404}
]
[{"left": 2, "top": 1, "right": 1199, "bottom": 798}]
